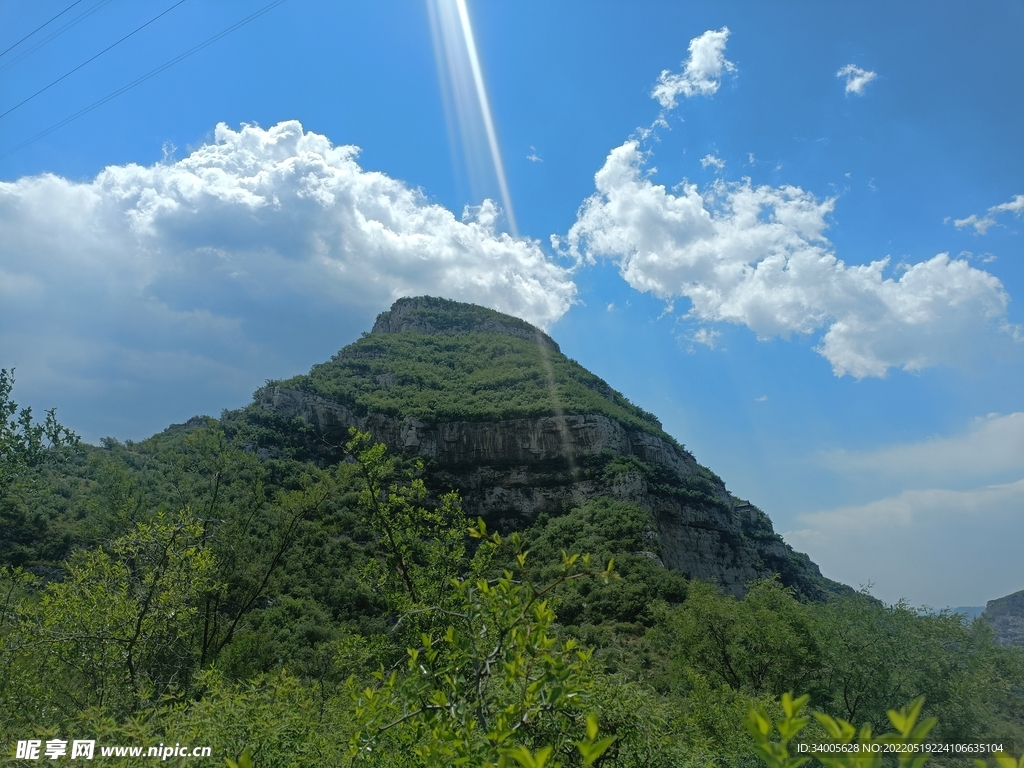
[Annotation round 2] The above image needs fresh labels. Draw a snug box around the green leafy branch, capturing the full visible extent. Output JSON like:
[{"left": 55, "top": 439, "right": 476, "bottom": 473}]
[{"left": 747, "top": 691, "right": 1021, "bottom": 768}]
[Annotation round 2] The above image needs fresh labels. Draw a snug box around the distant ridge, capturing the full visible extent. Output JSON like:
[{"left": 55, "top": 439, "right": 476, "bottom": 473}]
[{"left": 952, "top": 606, "right": 986, "bottom": 621}]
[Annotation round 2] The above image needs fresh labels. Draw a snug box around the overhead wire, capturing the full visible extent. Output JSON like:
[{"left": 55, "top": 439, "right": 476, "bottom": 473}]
[
  {"left": 0, "top": 0, "right": 87, "bottom": 60},
  {"left": 0, "top": 0, "right": 289, "bottom": 162},
  {"left": 0, "top": 0, "right": 118, "bottom": 76},
  {"left": 0, "top": 0, "right": 189, "bottom": 121}
]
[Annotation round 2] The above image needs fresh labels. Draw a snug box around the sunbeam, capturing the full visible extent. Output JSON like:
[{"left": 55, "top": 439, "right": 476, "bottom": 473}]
[{"left": 426, "top": 0, "right": 517, "bottom": 235}]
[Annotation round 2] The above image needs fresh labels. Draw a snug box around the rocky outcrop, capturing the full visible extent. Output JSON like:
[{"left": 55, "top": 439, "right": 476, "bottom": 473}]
[{"left": 981, "top": 589, "right": 1024, "bottom": 647}]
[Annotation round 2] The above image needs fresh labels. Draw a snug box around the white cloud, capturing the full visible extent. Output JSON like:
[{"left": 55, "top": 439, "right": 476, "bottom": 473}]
[
  {"left": 691, "top": 327, "right": 721, "bottom": 348},
  {"left": 789, "top": 414, "right": 1024, "bottom": 605},
  {"left": 993, "top": 194, "right": 1024, "bottom": 215},
  {"left": 822, "top": 412, "right": 1024, "bottom": 488},
  {"left": 784, "top": 479, "right": 1024, "bottom": 607},
  {"left": 954, "top": 193, "right": 1024, "bottom": 235},
  {"left": 836, "top": 64, "right": 877, "bottom": 95},
  {"left": 564, "top": 140, "right": 1014, "bottom": 378},
  {"left": 700, "top": 154, "right": 725, "bottom": 170},
  {"left": 651, "top": 28, "right": 735, "bottom": 109},
  {"left": 0, "top": 121, "right": 576, "bottom": 439}
]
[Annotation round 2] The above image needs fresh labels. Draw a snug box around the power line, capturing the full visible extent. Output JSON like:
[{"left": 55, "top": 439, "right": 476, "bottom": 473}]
[
  {"left": 0, "top": 0, "right": 188, "bottom": 121},
  {"left": 0, "top": 0, "right": 118, "bottom": 76},
  {"left": 0, "top": 0, "right": 87, "bottom": 60},
  {"left": 0, "top": 0, "right": 289, "bottom": 162}
]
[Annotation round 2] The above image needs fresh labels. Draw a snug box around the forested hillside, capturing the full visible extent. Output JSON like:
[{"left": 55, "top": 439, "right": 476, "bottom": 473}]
[{"left": 2, "top": 301, "right": 1022, "bottom": 766}]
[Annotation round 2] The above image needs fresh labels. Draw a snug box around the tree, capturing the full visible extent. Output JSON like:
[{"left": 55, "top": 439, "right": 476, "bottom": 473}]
[
  {"left": 0, "top": 509, "right": 216, "bottom": 729},
  {"left": 810, "top": 593, "right": 1010, "bottom": 743},
  {"left": 96, "top": 419, "right": 337, "bottom": 673},
  {"left": 344, "top": 429, "right": 465, "bottom": 617},
  {"left": 350, "top": 520, "right": 617, "bottom": 767},
  {"left": 0, "top": 369, "right": 80, "bottom": 565},
  {"left": 0, "top": 368, "right": 79, "bottom": 499},
  {"left": 342, "top": 431, "right": 617, "bottom": 766},
  {"left": 657, "top": 578, "right": 819, "bottom": 698}
]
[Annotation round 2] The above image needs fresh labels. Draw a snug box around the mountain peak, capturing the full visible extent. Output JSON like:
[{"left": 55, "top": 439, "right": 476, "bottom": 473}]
[
  {"left": 257, "top": 296, "right": 839, "bottom": 599},
  {"left": 371, "top": 296, "right": 560, "bottom": 352}
]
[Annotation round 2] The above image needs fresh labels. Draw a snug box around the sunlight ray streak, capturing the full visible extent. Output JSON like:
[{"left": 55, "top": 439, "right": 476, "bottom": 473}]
[
  {"left": 452, "top": 0, "right": 517, "bottom": 235},
  {"left": 428, "top": 0, "right": 517, "bottom": 235}
]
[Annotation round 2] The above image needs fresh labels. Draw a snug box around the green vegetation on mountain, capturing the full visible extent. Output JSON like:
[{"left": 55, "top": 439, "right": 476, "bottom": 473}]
[
  {"left": 275, "top": 306, "right": 665, "bottom": 435},
  {"left": 277, "top": 331, "right": 663, "bottom": 434}
]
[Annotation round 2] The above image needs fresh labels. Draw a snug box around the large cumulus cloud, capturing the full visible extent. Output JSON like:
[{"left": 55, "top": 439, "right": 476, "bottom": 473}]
[
  {"left": 563, "top": 140, "right": 1012, "bottom": 378},
  {"left": 0, "top": 121, "right": 575, "bottom": 438}
]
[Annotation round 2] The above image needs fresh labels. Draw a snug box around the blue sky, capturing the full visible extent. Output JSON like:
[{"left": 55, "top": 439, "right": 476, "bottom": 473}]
[{"left": 1, "top": 0, "right": 1022, "bottom": 608}]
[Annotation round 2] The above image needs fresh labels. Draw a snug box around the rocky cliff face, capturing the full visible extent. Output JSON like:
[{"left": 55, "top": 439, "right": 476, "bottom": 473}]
[
  {"left": 257, "top": 386, "right": 690, "bottom": 474},
  {"left": 982, "top": 589, "right": 1024, "bottom": 647},
  {"left": 254, "top": 296, "right": 832, "bottom": 598}
]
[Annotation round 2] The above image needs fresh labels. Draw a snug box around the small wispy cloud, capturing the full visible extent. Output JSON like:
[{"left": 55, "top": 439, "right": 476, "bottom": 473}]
[
  {"left": 954, "top": 194, "right": 1024, "bottom": 235},
  {"left": 700, "top": 154, "right": 726, "bottom": 170},
  {"left": 691, "top": 327, "right": 721, "bottom": 349},
  {"left": 755, "top": 394, "right": 768, "bottom": 402},
  {"left": 836, "top": 64, "right": 877, "bottom": 95},
  {"left": 652, "top": 27, "right": 736, "bottom": 109}
]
